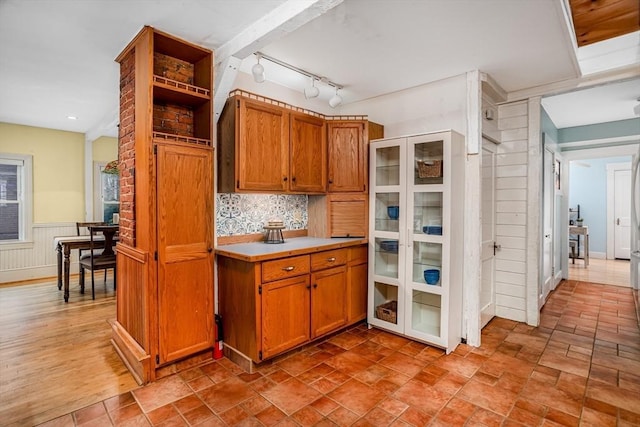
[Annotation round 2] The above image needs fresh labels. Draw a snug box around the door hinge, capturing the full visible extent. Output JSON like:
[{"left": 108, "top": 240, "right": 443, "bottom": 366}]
[
  {"left": 154, "top": 251, "right": 158, "bottom": 261},
  {"left": 237, "top": 180, "right": 240, "bottom": 188},
  {"left": 153, "top": 145, "right": 157, "bottom": 155},
  {"left": 258, "top": 285, "right": 262, "bottom": 295},
  {"left": 552, "top": 267, "right": 555, "bottom": 275},
  {"left": 155, "top": 355, "right": 160, "bottom": 364},
  {"left": 259, "top": 351, "right": 263, "bottom": 360}
]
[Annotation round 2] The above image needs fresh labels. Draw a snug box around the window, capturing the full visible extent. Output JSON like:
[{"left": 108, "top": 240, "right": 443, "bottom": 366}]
[
  {"left": 0, "top": 154, "right": 32, "bottom": 243},
  {"left": 93, "top": 161, "right": 120, "bottom": 223}
]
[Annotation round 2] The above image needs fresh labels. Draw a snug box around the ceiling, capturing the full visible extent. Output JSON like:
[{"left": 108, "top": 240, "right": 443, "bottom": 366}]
[{"left": 0, "top": 0, "right": 638, "bottom": 137}]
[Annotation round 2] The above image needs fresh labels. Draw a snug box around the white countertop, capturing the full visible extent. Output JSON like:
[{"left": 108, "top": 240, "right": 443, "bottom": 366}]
[{"left": 215, "top": 236, "right": 367, "bottom": 262}]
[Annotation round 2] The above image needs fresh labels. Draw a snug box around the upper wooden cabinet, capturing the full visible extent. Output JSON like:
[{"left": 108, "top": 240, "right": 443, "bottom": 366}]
[
  {"left": 218, "top": 95, "right": 326, "bottom": 194},
  {"left": 327, "top": 121, "right": 366, "bottom": 193},
  {"left": 290, "top": 113, "right": 326, "bottom": 193}
]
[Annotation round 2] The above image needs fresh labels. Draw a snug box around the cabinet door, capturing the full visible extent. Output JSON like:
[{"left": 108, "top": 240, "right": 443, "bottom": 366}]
[
  {"left": 347, "top": 246, "right": 368, "bottom": 323},
  {"left": 262, "top": 275, "right": 310, "bottom": 359},
  {"left": 311, "top": 266, "right": 347, "bottom": 337},
  {"left": 238, "top": 99, "right": 289, "bottom": 191},
  {"left": 156, "top": 143, "right": 214, "bottom": 364},
  {"left": 290, "top": 113, "right": 326, "bottom": 193},
  {"left": 328, "top": 121, "right": 365, "bottom": 192}
]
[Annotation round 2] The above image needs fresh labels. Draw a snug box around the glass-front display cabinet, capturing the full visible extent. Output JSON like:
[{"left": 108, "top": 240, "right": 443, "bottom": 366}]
[{"left": 368, "top": 130, "right": 465, "bottom": 353}]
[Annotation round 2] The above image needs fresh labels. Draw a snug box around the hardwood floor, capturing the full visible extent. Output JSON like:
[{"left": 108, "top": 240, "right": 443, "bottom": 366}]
[
  {"left": 568, "top": 257, "right": 630, "bottom": 287},
  {"left": 0, "top": 275, "right": 139, "bottom": 427}
]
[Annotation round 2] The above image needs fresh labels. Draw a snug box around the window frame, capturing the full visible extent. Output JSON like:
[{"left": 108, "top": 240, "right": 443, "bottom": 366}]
[
  {"left": 0, "top": 153, "right": 33, "bottom": 248},
  {"left": 93, "top": 161, "right": 120, "bottom": 223}
]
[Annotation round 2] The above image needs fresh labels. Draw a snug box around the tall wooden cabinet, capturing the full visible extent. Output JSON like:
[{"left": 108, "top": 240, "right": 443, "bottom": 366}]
[
  {"left": 368, "top": 130, "right": 464, "bottom": 354},
  {"left": 112, "top": 26, "right": 214, "bottom": 384}
]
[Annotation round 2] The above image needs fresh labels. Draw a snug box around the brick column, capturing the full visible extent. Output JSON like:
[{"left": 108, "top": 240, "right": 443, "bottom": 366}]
[{"left": 118, "top": 50, "right": 136, "bottom": 246}]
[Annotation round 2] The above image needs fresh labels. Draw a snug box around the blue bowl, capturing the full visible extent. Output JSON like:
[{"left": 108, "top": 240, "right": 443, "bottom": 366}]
[
  {"left": 424, "top": 269, "right": 440, "bottom": 285},
  {"left": 387, "top": 206, "right": 399, "bottom": 220},
  {"left": 379, "top": 240, "right": 399, "bottom": 253},
  {"left": 422, "top": 225, "right": 442, "bottom": 235}
]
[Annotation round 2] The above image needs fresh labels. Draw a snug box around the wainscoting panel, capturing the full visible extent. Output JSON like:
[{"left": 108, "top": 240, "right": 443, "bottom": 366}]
[{"left": 0, "top": 223, "right": 78, "bottom": 283}]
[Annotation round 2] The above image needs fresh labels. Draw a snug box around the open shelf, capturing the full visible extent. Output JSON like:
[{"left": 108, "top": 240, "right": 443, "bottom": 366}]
[{"left": 153, "top": 76, "right": 210, "bottom": 106}]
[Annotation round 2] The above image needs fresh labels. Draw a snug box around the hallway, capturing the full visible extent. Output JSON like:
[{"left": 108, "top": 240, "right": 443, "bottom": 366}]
[{"left": 568, "top": 258, "right": 630, "bottom": 288}]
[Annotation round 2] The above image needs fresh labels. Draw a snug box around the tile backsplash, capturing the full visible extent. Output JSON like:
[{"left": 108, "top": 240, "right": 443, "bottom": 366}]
[{"left": 216, "top": 194, "right": 308, "bottom": 237}]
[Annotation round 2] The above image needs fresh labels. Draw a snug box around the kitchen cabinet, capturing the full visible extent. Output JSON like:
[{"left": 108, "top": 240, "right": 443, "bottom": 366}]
[
  {"left": 217, "top": 239, "right": 364, "bottom": 368},
  {"left": 112, "top": 26, "right": 214, "bottom": 384},
  {"left": 327, "top": 121, "right": 366, "bottom": 193},
  {"left": 218, "top": 95, "right": 326, "bottom": 194},
  {"left": 368, "top": 130, "right": 464, "bottom": 354}
]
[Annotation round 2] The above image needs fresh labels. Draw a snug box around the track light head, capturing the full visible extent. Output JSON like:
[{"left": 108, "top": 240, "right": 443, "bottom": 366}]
[
  {"left": 252, "top": 56, "right": 265, "bottom": 83},
  {"left": 329, "top": 88, "right": 342, "bottom": 108},
  {"left": 304, "top": 78, "right": 319, "bottom": 99}
]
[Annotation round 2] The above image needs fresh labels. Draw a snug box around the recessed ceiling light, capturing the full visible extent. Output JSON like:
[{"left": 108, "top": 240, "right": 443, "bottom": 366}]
[{"left": 67, "top": 115, "right": 78, "bottom": 120}]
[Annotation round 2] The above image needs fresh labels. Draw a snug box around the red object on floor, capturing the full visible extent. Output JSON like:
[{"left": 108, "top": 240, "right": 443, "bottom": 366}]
[{"left": 213, "top": 314, "right": 223, "bottom": 359}]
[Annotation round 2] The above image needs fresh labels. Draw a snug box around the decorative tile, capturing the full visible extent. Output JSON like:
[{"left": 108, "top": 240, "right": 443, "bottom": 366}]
[{"left": 216, "top": 194, "right": 307, "bottom": 237}]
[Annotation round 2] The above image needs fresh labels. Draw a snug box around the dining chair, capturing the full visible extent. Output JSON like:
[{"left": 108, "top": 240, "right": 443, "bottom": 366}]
[
  {"left": 78, "top": 226, "right": 117, "bottom": 299},
  {"left": 76, "top": 221, "right": 108, "bottom": 287}
]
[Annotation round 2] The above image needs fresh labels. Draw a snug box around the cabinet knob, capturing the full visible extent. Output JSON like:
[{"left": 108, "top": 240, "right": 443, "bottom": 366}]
[
  {"left": 328, "top": 179, "right": 333, "bottom": 184},
  {"left": 313, "top": 284, "right": 318, "bottom": 288},
  {"left": 207, "top": 248, "right": 213, "bottom": 253},
  {"left": 292, "top": 176, "right": 296, "bottom": 182},
  {"left": 326, "top": 257, "right": 336, "bottom": 262},
  {"left": 282, "top": 266, "right": 295, "bottom": 272},
  {"left": 306, "top": 285, "right": 311, "bottom": 289},
  {"left": 283, "top": 177, "right": 288, "bottom": 182}
]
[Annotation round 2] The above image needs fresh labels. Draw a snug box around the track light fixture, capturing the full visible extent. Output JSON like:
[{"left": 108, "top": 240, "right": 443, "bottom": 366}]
[
  {"left": 329, "top": 87, "right": 342, "bottom": 108},
  {"left": 253, "top": 52, "right": 343, "bottom": 107},
  {"left": 304, "top": 77, "right": 319, "bottom": 99},
  {"left": 252, "top": 54, "right": 265, "bottom": 83}
]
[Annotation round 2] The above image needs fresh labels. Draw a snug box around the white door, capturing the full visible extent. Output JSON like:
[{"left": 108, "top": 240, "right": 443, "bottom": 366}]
[
  {"left": 541, "top": 147, "right": 554, "bottom": 308},
  {"left": 480, "top": 139, "right": 496, "bottom": 328},
  {"left": 553, "top": 156, "right": 563, "bottom": 287},
  {"left": 614, "top": 169, "right": 631, "bottom": 259}
]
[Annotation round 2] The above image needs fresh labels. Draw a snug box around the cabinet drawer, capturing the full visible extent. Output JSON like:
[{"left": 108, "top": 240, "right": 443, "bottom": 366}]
[
  {"left": 311, "top": 248, "right": 348, "bottom": 271},
  {"left": 348, "top": 245, "right": 368, "bottom": 264},
  {"left": 262, "top": 255, "right": 310, "bottom": 282}
]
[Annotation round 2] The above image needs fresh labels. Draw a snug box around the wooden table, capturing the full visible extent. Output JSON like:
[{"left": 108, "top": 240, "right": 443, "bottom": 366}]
[
  {"left": 54, "top": 226, "right": 118, "bottom": 302},
  {"left": 569, "top": 225, "right": 589, "bottom": 267}
]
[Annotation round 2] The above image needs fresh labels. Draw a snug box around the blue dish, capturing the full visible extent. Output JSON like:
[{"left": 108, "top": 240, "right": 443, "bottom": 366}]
[
  {"left": 424, "top": 269, "right": 440, "bottom": 285},
  {"left": 422, "top": 225, "right": 442, "bottom": 235},
  {"left": 379, "top": 240, "right": 398, "bottom": 253},
  {"left": 387, "top": 206, "right": 399, "bottom": 220}
]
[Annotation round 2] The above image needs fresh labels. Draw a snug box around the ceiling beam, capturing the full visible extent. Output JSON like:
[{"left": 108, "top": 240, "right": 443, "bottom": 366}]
[
  {"left": 213, "top": 0, "right": 343, "bottom": 121},
  {"left": 85, "top": 106, "right": 119, "bottom": 142}
]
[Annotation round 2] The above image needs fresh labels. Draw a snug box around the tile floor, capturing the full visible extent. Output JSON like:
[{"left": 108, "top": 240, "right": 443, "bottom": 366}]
[{"left": 39, "top": 280, "right": 640, "bottom": 427}]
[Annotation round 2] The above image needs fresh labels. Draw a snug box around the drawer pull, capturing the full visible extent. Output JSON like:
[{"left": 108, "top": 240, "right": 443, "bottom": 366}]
[
  {"left": 326, "top": 257, "right": 336, "bottom": 262},
  {"left": 282, "top": 266, "right": 295, "bottom": 272}
]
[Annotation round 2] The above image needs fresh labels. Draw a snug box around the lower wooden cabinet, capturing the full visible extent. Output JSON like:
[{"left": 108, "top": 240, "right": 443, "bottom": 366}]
[
  {"left": 262, "top": 275, "right": 310, "bottom": 359},
  {"left": 218, "top": 244, "right": 367, "bottom": 363}
]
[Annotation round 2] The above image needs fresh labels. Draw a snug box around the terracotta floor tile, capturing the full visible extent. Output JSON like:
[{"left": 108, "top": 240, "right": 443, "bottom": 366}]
[
  {"left": 398, "top": 406, "right": 432, "bottom": 427},
  {"left": 292, "top": 406, "right": 325, "bottom": 426},
  {"left": 219, "top": 406, "right": 250, "bottom": 425},
  {"left": 133, "top": 376, "right": 192, "bottom": 413},
  {"left": 267, "top": 368, "right": 293, "bottom": 384},
  {"left": 262, "top": 378, "right": 322, "bottom": 415},
  {"left": 310, "top": 397, "right": 340, "bottom": 416},
  {"left": 580, "top": 407, "right": 617, "bottom": 427},
  {"left": 378, "top": 397, "right": 408, "bottom": 417},
  {"left": 198, "top": 376, "right": 257, "bottom": 413},
  {"left": 107, "top": 402, "right": 144, "bottom": 424},
  {"left": 200, "top": 362, "right": 234, "bottom": 383},
  {"left": 188, "top": 375, "right": 214, "bottom": 392},
  {"left": 392, "top": 379, "right": 452, "bottom": 415},
  {"left": 182, "top": 405, "right": 215, "bottom": 425},
  {"left": 146, "top": 404, "right": 180, "bottom": 426},
  {"left": 544, "top": 408, "right": 579, "bottom": 427},
  {"left": 240, "top": 395, "right": 272, "bottom": 415},
  {"left": 250, "top": 376, "right": 277, "bottom": 393},
  {"left": 256, "top": 406, "right": 287, "bottom": 426},
  {"left": 431, "top": 372, "right": 469, "bottom": 396},
  {"left": 539, "top": 349, "right": 590, "bottom": 378},
  {"left": 480, "top": 351, "right": 535, "bottom": 379},
  {"left": 276, "top": 353, "right": 325, "bottom": 376},
  {"left": 372, "top": 378, "right": 401, "bottom": 395},
  {"left": 104, "top": 392, "right": 137, "bottom": 412},
  {"left": 432, "top": 353, "right": 481, "bottom": 378},
  {"left": 325, "top": 351, "right": 374, "bottom": 375},
  {"left": 363, "top": 407, "right": 396, "bottom": 426},
  {"left": 369, "top": 332, "right": 412, "bottom": 350},
  {"left": 80, "top": 414, "right": 115, "bottom": 427},
  {"left": 586, "top": 380, "right": 640, "bottom": 415},
  {"left": 328, "top": 379, "right": 385, "bottom": 416},
  {"left": 549, "top": 329, "right": 594, "bottom": 349},
  {"left": 457, "top": 378, "right": 518, "bottom": 416},
  {"left": 379, "top": 352, "right": 425, "bottom": 376},
  {"left": 311, "top": 377, "right": 340, "bottom": 393},
  {"left": 329, "top": 331, "right": 367, "bottom": 350},
  {"left": 467, "top": 407, "right": 504, "bottom": 427},
  {"left": 173, "top": 394, "right": 203, "bottom": 414},
  {"left": 327, "top": 405, "right": 360, "bottom": 427},
  {"left": 521, "top": 379, "right": 582, "bottom": 417}
]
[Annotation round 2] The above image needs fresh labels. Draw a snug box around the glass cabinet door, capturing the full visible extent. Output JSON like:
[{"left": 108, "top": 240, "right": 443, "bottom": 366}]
[
  {"left": 412, "top": 138, "right": 444, "bottom": 186},
  {"left": 369, "top": 140, "right": 405, "bottom": 334}
]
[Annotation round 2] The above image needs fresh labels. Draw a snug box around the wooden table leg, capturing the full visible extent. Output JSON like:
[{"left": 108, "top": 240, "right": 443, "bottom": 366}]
[
  {"left": 64, "top": 246, "right": 71, "bottom": 302},
  {"left": 57, "top": 244, "right": 62, "bottom": 290}
]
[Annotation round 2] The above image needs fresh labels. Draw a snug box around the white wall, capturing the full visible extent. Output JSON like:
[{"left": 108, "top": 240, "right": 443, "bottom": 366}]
[{"left": 494, "top": 101, "right": 530, "bottom": 323}]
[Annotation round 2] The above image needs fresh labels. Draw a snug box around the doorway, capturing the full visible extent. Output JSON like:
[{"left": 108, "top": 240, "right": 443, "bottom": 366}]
[{"left": 607, "top": 163, "right": 632, "bottom": 260}]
